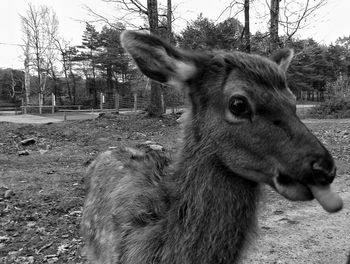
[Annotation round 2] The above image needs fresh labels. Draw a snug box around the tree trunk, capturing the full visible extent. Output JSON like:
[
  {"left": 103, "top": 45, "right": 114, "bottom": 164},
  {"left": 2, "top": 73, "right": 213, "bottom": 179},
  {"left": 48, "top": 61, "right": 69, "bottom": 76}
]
[
  {"left": 167, "top": 0, "right": 172, "bottom": 43},
  {"left": 133, "top": 92, "right": 138, "bottom": 112},
  {"left": 147, "top": 0, "right": 163, "bottom": 117},
  {"left": 92, "top": 78, "right": 97, "bottom": 108},
  {"left": 67, "top": 52, "right": 77, "bottom": 105},
  {"left": 63, "top": 62, "right": 72, "bottom": 103},
  {"left": 24, "top": 51, "right": 31, "bottom": 106},
  {"left": 70, "top": 70, "right": 77, "bottom": 105},
  {"left": 41, "top": 73, "right": 48, "bottom": 108},
  {"left": 148, "top": 81, "right": 163, "bottom": 116},
  {"left": 9, "top": 71, "right": 16, "bottom": 99},
  {"left": 114, "top": 90, "right": 120, "bottom": 113},
  {"left": 36, "top": 53, "right": 42, "bottom": 113},
  {"left": 106, "top": 64, "right": 114, "bottom": 109},
  {"left": 269, "top": 0, "right": 280, "bottom": 53},
  {"left": 91, "top": 48, "right": 98, "bottom": 108},
  {"left": 39, "top": 93, "right": 43, "bottom": 114},
  {"left": 147, "top": 0, "right": 158, "bottom": 35},
  {"left": 161, "top": 0, "right": 173, "bottom": 113},
  {"left": 243, "top": 0, "right": 251, "bottom": 53},
  {"left": 51, "top": 72, "right": 59, "bottom": 106}
]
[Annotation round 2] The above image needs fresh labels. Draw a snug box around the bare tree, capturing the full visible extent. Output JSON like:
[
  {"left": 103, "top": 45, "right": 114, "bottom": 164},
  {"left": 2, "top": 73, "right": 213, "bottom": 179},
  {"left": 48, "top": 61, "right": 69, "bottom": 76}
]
[
  {"left": 20, "top": 3, "right": 59, "bottom": 113},
  {"left": 279, "top": 0, "right": 327, "bottom": 43},
  {"left": 216, "top": 0, "right": 245, "bottom": 21},
  {"left": 267, "top": 0, "right": 328, "bottom": 51},
  {"left": 269, "top": 0, "right": 280, "bottom": 52},
  {"left": 84, "top": 0, "right": 148, "bottom": 30},
  {"left": 221, "top": 0, "right": 327, "bottom": 53}
]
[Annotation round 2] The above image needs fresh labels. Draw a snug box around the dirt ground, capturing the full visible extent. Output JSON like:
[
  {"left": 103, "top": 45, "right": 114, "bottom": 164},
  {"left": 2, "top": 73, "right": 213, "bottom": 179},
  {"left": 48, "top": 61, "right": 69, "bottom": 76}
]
[{"left": 0, "top": 114, "right": 349, "bottom": 263}]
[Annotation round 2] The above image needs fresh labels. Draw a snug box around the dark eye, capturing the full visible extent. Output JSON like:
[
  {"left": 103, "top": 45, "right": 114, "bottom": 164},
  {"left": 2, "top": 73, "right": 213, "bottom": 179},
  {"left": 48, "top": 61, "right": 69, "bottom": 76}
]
[{"left": 228, "top": 96, "right": 251, "bottom": 117}]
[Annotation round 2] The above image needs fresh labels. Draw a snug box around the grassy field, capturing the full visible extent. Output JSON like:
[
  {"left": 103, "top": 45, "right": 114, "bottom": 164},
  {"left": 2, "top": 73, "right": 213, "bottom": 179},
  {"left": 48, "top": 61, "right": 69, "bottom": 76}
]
[{"left": 0, "top": 113, "right": 349, "bottom": 263}]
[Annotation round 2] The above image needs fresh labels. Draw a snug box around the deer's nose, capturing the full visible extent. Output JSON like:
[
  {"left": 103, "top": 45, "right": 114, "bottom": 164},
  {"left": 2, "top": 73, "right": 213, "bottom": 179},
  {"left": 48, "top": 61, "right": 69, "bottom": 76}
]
[{"left": 311, "top": 159, "right": 336, "bottom": 185}]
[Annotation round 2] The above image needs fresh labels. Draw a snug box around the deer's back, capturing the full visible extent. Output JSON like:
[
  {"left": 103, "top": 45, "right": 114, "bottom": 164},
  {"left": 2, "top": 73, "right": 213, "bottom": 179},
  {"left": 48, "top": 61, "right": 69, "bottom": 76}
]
[{"left": 81, "top": 145, "right": 171, "bottom": 264}]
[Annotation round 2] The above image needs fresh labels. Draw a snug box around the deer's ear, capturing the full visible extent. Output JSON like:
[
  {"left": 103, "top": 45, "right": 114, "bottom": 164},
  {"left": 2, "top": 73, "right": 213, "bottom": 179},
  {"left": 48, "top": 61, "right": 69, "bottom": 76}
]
[
  {"left": 270, "top": 49, "right": 293, "bottom": 72},
  {"left": 121, "top": 30, "right": 197, "bottom": 84}
]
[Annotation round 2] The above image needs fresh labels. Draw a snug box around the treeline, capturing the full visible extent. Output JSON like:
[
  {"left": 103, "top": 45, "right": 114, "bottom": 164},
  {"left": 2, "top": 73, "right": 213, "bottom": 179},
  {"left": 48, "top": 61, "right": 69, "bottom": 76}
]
[
  {"left": 1, "top": 15, "right": 350, "bottom": 107},
  {"left": 178, "top": 15, "right": 350, "bottom": 101},
  {"left": 0, "top": 22, "right": 140, "bottom": 109}
]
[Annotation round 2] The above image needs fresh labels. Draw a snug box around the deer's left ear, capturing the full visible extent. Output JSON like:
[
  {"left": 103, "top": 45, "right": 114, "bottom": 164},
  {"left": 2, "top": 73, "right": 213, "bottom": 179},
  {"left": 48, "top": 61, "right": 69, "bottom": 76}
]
[{"left": 270, "top": 49, "right": 294, "bottom": 72}]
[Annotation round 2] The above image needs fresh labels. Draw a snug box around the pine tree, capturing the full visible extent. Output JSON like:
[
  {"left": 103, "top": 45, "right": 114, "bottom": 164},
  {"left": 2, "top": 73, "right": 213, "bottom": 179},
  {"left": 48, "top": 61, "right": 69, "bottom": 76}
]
[
  {"left": 98, "top": 26, "right": 129, "bottom": 109},
  {"left": 77, "top": 23, "right": 101, "bottom": 107}
]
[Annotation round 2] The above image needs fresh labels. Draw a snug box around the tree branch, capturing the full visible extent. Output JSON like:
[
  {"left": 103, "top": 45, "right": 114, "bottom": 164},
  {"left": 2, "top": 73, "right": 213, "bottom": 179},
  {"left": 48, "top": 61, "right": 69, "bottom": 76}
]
[
  {"left": 216, "top": 0, "right": 244, "bottom": 22},
  {"left": 278, "top": 0, "right": 327, "bottom": 41}
]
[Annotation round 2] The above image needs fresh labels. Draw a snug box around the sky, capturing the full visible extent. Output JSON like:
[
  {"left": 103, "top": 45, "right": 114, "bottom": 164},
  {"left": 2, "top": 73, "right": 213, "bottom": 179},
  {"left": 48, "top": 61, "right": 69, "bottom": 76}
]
[{"left": 0, "top": 0, "right": 349, "bottom": 69}]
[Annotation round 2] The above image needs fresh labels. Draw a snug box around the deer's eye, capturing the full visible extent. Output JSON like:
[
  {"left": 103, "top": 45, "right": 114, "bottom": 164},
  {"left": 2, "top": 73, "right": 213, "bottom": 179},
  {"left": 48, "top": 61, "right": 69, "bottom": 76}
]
[{"left": 228, "top": 96, "right": 251, "bottom": 117}]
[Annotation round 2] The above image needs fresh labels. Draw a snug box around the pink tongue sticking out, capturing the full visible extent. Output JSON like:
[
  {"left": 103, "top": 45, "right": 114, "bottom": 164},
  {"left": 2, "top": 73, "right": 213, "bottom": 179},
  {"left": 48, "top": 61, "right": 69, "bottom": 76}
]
[{"left": 308, "top": 184, "right": 343, "bottom": 213}]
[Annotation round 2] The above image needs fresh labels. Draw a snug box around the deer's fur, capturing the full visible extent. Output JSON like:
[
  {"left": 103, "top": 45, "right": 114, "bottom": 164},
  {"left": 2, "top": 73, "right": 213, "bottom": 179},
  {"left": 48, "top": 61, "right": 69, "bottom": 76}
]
[{"left": 82, "top": 31, "right": 339, "bottom": 264}]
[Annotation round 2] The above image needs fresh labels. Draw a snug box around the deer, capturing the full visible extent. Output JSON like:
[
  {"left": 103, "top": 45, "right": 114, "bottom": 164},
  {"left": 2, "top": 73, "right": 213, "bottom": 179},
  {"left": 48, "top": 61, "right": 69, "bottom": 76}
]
[{"left": 81, "top": 30, "right": 343, "bottom": 264}]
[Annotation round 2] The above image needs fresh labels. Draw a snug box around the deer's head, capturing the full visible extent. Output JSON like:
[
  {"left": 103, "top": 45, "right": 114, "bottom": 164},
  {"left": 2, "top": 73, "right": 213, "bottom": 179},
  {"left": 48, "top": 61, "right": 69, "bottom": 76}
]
[{"left": 121, "top": 31, "right": 343, "bottom": 213}]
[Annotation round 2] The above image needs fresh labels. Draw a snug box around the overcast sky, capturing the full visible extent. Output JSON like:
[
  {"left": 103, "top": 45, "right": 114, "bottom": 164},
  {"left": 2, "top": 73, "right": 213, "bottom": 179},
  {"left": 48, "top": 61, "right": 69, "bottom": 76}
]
[{"left": 0, "top": 0, "right": 349, "bottom": 69}]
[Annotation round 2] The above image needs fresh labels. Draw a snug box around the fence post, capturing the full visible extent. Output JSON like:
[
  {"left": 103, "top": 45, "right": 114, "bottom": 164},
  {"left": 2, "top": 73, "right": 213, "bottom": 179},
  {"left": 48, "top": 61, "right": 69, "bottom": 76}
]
[
  {"left": 51, "top": 93, "right": 56, "bottom": 114},
  {"left": 100, "top": 93, "right": 104, "bottom": 110},
  {"left": 39, "top": 94, "right": 42, "bottom": 115},
  {"left": 161, "top": 92, "right": 165, "bottom": 114},
  {"left": 21, "top": 98, "right": 25, "bottom": 114},
  {"left": 133, "top": 93, "right": 138, "bottom": 112},
  {"left": 115, "top": 92, "right": 120, "bottom": 114}
]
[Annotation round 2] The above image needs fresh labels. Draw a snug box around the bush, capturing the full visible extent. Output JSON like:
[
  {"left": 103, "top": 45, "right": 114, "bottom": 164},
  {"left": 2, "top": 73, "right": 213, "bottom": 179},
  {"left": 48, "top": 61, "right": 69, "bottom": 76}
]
[{"left": 308, "top": 97, "right": 350, "bottom": 118}]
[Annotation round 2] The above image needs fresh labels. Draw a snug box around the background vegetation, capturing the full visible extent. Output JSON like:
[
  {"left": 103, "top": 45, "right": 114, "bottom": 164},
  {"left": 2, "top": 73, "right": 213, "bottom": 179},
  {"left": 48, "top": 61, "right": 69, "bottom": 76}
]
[{"left": 1, "top": 1, "right": 350, "bottom": 118}]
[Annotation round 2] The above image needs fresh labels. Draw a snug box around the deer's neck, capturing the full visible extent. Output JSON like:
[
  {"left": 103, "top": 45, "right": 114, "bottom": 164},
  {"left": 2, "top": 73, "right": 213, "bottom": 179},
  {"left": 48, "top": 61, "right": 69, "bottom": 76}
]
[{"left": 163, "top": 146, "right": 260, "bottom": 264}]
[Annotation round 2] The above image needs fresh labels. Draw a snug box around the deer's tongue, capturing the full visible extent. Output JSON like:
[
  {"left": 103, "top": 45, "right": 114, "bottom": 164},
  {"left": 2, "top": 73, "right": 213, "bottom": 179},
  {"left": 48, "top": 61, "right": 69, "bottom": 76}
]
[{"left": 308, "top": 184, "right": 343, "bottom": 213}]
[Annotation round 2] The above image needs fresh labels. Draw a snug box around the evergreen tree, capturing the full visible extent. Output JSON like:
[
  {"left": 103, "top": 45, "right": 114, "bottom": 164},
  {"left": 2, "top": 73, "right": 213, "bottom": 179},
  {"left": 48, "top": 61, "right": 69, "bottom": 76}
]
[
  {"left": 288, "top": 38, "right": 335, "bottom": 100},
  {"left": 76, "top": 23, "right": 102, "bottom": 107},
  {"left": 178, "top": 15, "right": 243, "bottom": 51},
  {"left": 98, "top": 26, "right": 130, "bottom": 109}
]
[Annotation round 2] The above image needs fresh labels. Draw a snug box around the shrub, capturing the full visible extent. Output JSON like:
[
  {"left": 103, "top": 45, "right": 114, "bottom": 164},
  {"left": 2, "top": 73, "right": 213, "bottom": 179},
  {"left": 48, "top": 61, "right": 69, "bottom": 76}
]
[{"left": 308, "top": 97, "right": 350, "bottom": 118}]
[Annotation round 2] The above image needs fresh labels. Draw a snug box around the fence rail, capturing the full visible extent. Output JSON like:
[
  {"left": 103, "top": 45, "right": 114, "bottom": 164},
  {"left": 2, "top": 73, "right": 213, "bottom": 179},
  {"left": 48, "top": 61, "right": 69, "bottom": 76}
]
[
  {"left": 0, "top": 107, "right": 21, "bottom": 115},
  {"left": 21, "top": 105, "right": 82, "bottom": 114},
  {"left": 13, "top": 89, "right": 186, "bottom": 115}
]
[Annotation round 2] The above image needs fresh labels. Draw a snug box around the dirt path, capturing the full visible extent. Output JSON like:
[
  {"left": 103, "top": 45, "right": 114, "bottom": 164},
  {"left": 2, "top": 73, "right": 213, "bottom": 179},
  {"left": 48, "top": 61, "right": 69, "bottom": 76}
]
[
  {"left": 0, "top": 115, "right": 349, "bottom": 263},
  {"left": 0, "top": 114, "right": 63, "bottom": 124},
  {"left": 0, "top": 113, "right": 99, "bottom": 124},
  {"left": 304, "top": 118, "right": 350, "bottom": 124},
  {"left": 0, "top": 110, "right": 143, "bottom": 124},
  {"left": 242, "top": 181, "right": 350, "bottom": 263}
]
